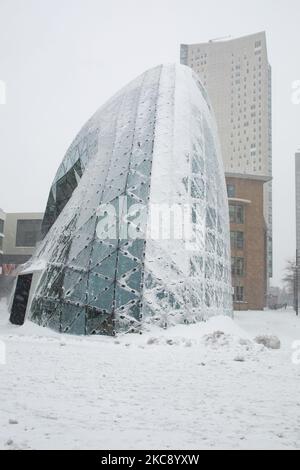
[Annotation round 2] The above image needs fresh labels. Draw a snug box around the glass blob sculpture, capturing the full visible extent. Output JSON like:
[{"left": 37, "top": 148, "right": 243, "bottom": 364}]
[{"left": 18, "top": 64, "right": 232, "bottom": 335}]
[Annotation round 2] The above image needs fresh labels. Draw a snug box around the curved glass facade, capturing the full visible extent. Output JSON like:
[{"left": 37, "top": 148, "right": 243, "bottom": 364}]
[{"left": 23, "top": 64, "right": 232, "bottom": 335}]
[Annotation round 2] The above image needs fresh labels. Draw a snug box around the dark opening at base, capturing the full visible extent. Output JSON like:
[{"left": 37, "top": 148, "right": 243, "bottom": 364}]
[{"left": 10, "top": 274, "right": 33, "bottom": 326}]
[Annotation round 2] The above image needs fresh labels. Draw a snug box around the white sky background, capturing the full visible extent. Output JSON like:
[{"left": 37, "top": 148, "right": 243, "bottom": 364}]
[{"left": 0, "top": 0, "right": 299, "bottom": 286}]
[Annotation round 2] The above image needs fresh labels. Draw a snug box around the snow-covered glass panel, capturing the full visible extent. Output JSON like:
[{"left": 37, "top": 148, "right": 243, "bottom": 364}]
[{"left": 15, "top": 64, "right": 232, "bottom": 335}]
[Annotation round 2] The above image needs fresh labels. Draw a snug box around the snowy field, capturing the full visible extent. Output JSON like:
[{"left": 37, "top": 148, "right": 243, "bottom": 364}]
[{"left": 0, "top": 299, "right": 300, "bottom": 450}]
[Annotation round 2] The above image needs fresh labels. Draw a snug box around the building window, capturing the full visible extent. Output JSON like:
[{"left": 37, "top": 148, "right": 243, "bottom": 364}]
[
  {"left": 0, "top": 236, "right": 3, "bottom": 252},
  {"left": 227, "top": 184, "right": 235, "bottom": 198},
  {"left": 0, "top": 219, "right": 4, "bottom": 234},
  {"left": 229, "top": 204, "right": 244, "bottom": 224},
  {"left": 231, "top": 231, "right": 244, "bottom": 249},
  {"left": 231, "top": 257, "right": 245, "bottom": 276},
  {"left": 233, "top": 286, "right": 244, "bottom": 302},
  {"left": 16, "top": 219, "right": 42, "bottom": 247}
]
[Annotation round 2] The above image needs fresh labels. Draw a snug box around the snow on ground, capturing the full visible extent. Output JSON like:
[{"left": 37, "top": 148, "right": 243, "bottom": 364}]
[{"left": 0, "top": 298, "right": 300, "bottom": 450}]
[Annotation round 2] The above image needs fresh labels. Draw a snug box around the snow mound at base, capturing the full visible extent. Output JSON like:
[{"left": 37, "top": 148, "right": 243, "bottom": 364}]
[
  {"left": 142, "top": 315, "right": 250, "bottom": 341},
  {"left": 254, "top": 335, "right": 281, "bottom": 350},
  {"left": 133, "top": 316, "right": 267, "bottom": 362},
  {"left": 0, "top": 299, "right": 279, "bottom": 363}
]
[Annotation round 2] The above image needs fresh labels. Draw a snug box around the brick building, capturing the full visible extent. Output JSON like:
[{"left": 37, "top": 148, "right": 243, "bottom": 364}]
[{"left": 226, "top": 174, "right": 270, "bottom": 310}]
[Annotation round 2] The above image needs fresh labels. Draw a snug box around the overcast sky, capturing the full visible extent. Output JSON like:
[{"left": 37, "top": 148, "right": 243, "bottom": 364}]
[{"left": 0, "top": 0, "right": 299, "bottom": 285}]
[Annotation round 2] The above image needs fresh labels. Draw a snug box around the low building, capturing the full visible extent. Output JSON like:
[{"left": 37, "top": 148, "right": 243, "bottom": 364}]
[
  {"left": 226, "top": 174, "right": 270, "bottom": 310},
  {"left": 0, "top": 211, "right": 43, "bottom": 297},
  {"left": 0, "top": 208, "right": 5, "bottom": 256}
]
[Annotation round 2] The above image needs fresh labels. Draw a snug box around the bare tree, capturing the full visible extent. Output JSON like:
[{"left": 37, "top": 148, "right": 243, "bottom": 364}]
[
  {"left": 283, "top": 259, "right": 297, "bottom": 310},
  {"left": 283, "top": 260, "right": 296, "bottom": 293}
]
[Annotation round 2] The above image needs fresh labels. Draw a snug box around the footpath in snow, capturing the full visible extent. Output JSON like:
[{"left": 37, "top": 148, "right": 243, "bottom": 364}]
[{"left": 0, "top": 299, "right": 300, "bottom": 450}]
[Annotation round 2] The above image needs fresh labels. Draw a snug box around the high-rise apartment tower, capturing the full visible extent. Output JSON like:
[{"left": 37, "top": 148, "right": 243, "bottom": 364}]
[{"left": 181, "top": 32, "right": 272, "bottom": 308}]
